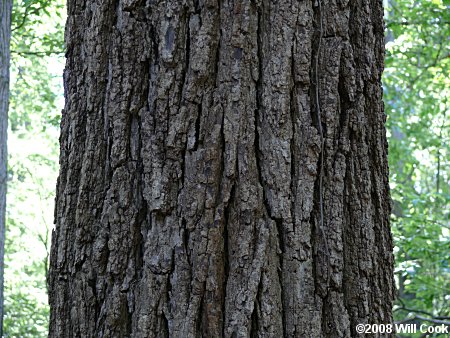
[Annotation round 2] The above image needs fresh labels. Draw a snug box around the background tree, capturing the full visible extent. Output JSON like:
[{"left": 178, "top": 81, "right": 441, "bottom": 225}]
[
  {"left": 48, "top": 0, "right": 394, "bottom": 337},
  {"left": 1, "top": 0, "right": 12, "bottom": 335}
]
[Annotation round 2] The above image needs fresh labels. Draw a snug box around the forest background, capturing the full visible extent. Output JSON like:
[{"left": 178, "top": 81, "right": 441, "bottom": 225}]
[{"left": 3, "top": 0, "right": 449, "bottom": 337}]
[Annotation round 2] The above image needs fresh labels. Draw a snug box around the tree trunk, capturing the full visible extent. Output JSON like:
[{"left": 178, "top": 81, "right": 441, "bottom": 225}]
[
  {"left": 0, "top": 0, "right": 12, "bottom": 335},
  {"left": 49, "top": 0, "right": 394, "bottom": 337}
]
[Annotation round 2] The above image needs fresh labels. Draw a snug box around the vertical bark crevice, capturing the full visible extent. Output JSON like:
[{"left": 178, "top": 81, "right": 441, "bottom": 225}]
[
  {"left": 249, "top": 275, "right": 262, "bottom": 338},
  {"left": 310, "top": 0, "right": 330, "bottom": 302}
]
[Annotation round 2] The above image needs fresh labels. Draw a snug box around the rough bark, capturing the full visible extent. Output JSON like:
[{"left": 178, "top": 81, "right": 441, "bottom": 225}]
[
  {"left": 49, "top": 0, "right": 394, "bottom": 337},
  {"left": 0, "top": 0, "right": 12, "bottom": 335}
]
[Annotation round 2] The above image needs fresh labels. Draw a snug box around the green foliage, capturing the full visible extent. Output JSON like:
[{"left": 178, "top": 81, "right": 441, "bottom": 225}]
[
  {"left": 4, "top": 290, "right": 49, "bottom": 337},
  {"left": 9, "top": 0, "right": 64, "bottom": 132},
  {"left": 384, "top": 0, "right": 450, "bottom": 333},
  {"left": 4, "top": 0, "right": 64, "bottom": 336},
  {"left": 11, "top": 0, "right": 64, "bottom": 56}
]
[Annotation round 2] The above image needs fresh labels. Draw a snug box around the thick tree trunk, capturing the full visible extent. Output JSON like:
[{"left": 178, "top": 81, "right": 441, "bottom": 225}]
[
  {"left": 49, "top": 0, "right": 394, "bottom": 337},
  {"left": 0, "top": 0, "right": 12, "bottom": 335}
]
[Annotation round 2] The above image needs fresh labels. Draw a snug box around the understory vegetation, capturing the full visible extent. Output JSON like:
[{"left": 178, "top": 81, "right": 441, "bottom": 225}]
[
  {"left": 384, "top": 0, "right": 450, "bottom": 333},
  {"left": 3, "top": 0, "right": 449, "bottom": 336}
]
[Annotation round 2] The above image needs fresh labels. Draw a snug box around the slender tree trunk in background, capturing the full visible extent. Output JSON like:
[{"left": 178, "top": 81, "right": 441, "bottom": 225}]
[
  {"left": 0, "top": 0, "right": 11, "bottom": 336},
  {"left": 0, "top": 0, "right": 12, "bottom": 335},
  {"left": 49, "top": 0, "right": 394, "bottom": 337}
]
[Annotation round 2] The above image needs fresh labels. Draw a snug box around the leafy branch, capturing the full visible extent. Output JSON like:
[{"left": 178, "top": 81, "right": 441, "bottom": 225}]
[
  {"left": 11, "top": 0, "right": 52, "bottom": 32},
  {"left": 11, "top": 50, "right": 64, "bottom": 56}
]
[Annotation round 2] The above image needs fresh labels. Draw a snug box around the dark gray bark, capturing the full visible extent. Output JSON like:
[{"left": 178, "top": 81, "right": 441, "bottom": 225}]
[
  {"left": 0, "top": 0, "right": 12, "bottom": 335},
  {"left": 49, "top": 0, "right": 394, "bottom": 337}
]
